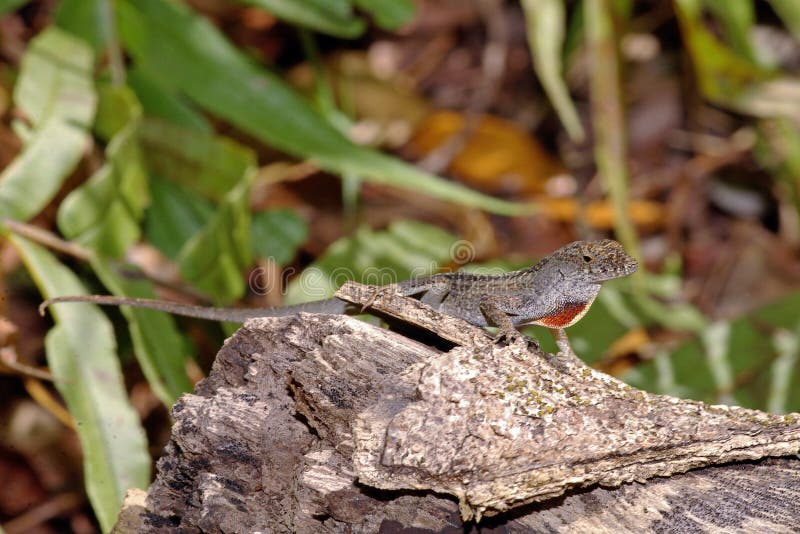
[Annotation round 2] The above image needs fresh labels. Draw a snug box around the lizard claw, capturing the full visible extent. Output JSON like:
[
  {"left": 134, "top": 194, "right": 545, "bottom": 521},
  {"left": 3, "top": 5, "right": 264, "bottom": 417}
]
[
  {"left": 493, "top": 328, "right": 528, "bottom": 346},
  {"left": 360, "top": 286, "right": 393, "bottom": 313}
]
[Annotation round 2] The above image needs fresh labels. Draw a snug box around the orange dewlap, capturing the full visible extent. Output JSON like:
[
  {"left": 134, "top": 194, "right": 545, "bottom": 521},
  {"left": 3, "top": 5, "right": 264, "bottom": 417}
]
[{"left": 533, "top": 302, "right": 590, "bottom": 328}]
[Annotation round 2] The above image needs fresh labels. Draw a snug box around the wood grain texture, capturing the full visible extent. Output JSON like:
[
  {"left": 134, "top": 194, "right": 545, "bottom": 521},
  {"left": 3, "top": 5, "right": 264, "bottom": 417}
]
[{"left": 134, "top": 284, "right": 800, "bottom": 532}]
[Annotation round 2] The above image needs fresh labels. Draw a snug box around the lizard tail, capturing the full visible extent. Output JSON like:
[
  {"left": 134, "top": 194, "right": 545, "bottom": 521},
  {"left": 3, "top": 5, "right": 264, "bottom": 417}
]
[{"left": 39, "top": 295, "right": 352, "bottom": 322}]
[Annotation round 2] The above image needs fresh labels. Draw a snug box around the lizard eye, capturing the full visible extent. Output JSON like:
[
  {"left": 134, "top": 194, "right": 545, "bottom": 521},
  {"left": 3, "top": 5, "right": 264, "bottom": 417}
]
[{"left": 582, "top": 254, "right": 593, "bottom": 263}]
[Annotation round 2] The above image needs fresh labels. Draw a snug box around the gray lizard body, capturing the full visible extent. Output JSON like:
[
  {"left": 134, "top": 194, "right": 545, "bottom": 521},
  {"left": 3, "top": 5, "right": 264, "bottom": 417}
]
[{"left": 40, "top": 239, "right": 637, "bottom": 334}]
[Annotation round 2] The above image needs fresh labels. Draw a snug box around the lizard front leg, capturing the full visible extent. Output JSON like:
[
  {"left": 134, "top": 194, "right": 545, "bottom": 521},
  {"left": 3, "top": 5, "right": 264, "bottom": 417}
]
[{"left": 479, "top": 295, "right": 525, "bottom": 343}]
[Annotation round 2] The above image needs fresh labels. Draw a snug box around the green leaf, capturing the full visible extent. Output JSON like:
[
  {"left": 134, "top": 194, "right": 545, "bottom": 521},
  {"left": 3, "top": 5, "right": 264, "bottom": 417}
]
[
  {"left": 0, "top": 28, "right": 96, "bottom": 222},
  {"left": 0, "top": 120, "right": 88, "bottom": 221},
  {"left": 134, "top": 117, "right": 257, "bottom": 299},
  {"left": 138, "top": 118, "right": 253, "bottom": 201},
  {"left": 769, "top": 0, "right": 800, "bottom": 41},
  {"left": 250, "top": 209, "right": 308, "bottom": 266},
  {"left": 756, "top": 118, "right": 800, "bottom": 219},
  {"left": 353, "top": 0, "right": 416, "bottom": 30},
  {"left": 91, "top": 257, "right": 192, "bottom": 406},
  {"left": 145, "top": 176, "right": 214, "bottom": 260},
  {"left": 285, "top": 220, "right": 457, "bottom": 304},
  {"left": 625, "top": 292, "right": 800, "bottom": 412},
  {"left": 178, "top": 177, "right": 254, "bottom": 301},
  {"left": 235, "top": 0, "right": 365, "bottom": 38},
  {"left": 13, "top": 27, "right": 96, "bottom": 129},
  {"left": 521, "top": 0, "right": 585, "bottom": 142},
  {"left": 676, "top": 0, "right": 800, "bottom": 121},
  {"left": 55, "top": 0, "right": 108, "bottom": 54},
  {"left": 703, "top": 0, "right": 756, "bottom": 62},
  {"left": 57, "top": 85, "right": 148, "bottom": 257},
  {"left": 127, "top": 67, "right": 211, "bottom": 133},
  {"left": 116, "top": 0, "right": 533, "bottom": 216},
  {"left": 10, "top": 235, "right": 150, "bottom": 532},
  {"left": 674, "top": 0, "right": 792, "bottom": 118},
  {"left": 0, "top": 0, "right": 30, "bottom": 16},
  {"left": 94, "top": 82, "right": 141, "bottom": 140}
]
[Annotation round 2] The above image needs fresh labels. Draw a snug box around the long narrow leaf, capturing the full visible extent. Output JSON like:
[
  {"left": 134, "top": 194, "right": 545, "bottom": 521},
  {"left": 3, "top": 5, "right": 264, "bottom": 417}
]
[
  {"left": 703, "top": 0, "right": 756, "bottom": 61},
  {"left": 55, "top": 0, "right": 108, "bottom": 54},
  {"left": 767, "top": 0, "right": 800, "bottom": 42},
  {"left": 127, "top": 67, "right": 211, "bottom": 133},
  {"left": 236, "top": 0, "right": 364, "bottom": 38},
  {"left": 10, "top": 236, "right": 150, "bottom": 532},
  {"left": 90, "top": 257, "right": 193, "bottom": 406},
  {"left": 353, "top": 0, "right": 416, "bottom": 30},
  {"left": 116, "top": 0, "right": 532, "bottom": 216},
  {"left": 584, "top": 0, "right": 638, "bottom": 252},
  {"left": 138, "top": 118, "right": 252, "bottom": 201}
]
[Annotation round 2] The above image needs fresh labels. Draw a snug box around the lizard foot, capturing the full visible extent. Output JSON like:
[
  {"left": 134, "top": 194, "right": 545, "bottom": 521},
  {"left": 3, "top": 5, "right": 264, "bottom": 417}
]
[
  {"left": 360, "top": 286, "right": 395, "bottom": 313},
  {"left": 493, "top": 329, "right": 536, "bottom": 348}
]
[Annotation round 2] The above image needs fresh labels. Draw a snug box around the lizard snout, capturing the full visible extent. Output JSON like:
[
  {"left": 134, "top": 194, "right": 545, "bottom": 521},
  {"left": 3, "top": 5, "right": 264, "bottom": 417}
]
[{"left": 622, "top": 256, "right": 638, "bottom": 275}]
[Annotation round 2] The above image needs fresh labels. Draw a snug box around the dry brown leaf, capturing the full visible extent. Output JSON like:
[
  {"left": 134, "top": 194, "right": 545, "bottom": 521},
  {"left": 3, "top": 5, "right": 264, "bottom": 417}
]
[
  {"left": 539, "top": 197, "right": 665, "bottom": 230},
  {"left": 409, "top": 111, "right": 564, "bottom": 194}
]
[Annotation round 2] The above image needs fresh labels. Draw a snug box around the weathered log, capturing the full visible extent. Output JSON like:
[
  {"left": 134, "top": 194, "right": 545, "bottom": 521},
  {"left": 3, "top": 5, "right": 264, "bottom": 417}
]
[{"left": 128, "top": 284, "right": 800, "bottom": 533}]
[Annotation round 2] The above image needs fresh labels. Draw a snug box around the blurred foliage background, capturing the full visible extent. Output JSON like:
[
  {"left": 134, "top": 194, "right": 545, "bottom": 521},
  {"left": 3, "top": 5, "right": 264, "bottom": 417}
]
[{"left": 1, "top": 0, "right": 800, "bottom": 531}]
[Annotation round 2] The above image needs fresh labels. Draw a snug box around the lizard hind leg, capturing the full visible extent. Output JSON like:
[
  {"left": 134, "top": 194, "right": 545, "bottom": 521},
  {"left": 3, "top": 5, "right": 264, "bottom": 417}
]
[
  {"left": 359, "top": 285, "right": 394, "bottom": 313},
  {"left": 358, "top": 277, "right": 445, "bottom": 313}
]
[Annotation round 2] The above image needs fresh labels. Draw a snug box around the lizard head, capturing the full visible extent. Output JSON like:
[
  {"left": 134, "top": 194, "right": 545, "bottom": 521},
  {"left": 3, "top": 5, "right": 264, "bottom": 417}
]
[
  {"left": 550, "top": 239, "right": 638, "bottom": 283},
  {"left": 523, "top": 239, "right": 637, "bottom": 329}
]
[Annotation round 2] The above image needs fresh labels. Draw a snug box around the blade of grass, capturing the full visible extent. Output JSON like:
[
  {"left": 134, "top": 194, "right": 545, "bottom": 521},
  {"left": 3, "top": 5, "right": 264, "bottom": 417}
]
[
  {"left": 703, "top": 0, "right": 756, "bottom": 61},
  {"left": 521, "top": 0, "right": 585, "bottom": 142},
  {"left": 127, "top": 67, "right": 211, "bottom": 132},
  {"left": 768, "top": 0, "right": 800, "bottom": 41},
  {"left": 298, "top": 28, "right": 362, "bottom": 223}
]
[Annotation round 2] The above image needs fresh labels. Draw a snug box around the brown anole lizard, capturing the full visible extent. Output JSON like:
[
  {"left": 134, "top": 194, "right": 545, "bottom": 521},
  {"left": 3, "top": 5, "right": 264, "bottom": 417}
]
[{"left": 39, "top": 240, "right": 637, "bottom": 338}]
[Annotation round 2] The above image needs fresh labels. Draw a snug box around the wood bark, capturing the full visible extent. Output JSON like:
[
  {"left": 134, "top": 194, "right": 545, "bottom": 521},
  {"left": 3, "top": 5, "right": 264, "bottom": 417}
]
[{"left": 121, "top": 284, "right": 800, "bottom": 533}]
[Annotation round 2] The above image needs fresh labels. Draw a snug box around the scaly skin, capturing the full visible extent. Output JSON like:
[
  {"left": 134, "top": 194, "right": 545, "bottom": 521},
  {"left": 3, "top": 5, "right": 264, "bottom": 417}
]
[{"left": 40, "top": 240, "right": 637, "bottom": 336}]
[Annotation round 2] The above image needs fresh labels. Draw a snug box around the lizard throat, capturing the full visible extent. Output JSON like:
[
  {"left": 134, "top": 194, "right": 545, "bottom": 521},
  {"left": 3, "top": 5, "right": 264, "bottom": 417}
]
[{"left": 532, "top": 296, "right": 596, "bottom": 329}]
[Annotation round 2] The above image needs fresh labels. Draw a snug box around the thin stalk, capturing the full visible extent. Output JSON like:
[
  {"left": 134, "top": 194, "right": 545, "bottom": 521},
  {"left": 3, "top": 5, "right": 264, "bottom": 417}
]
[
  {"left": 101, "top": 0, "right": 125, "bottom": 85},
  {"left": 584, "top": 0, "right": 639, "bottom": 258},
  {"left": 298, "top": 28, "right": 361, "bottom": 228}
]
